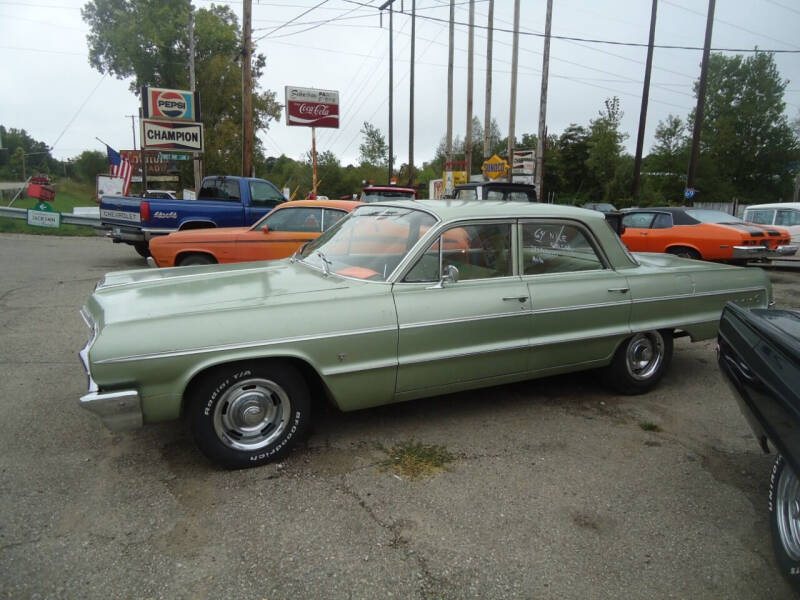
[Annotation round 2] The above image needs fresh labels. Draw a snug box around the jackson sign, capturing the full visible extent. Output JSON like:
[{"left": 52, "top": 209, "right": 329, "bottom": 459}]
[
  {"left": 285, "top": 86, "right": 339, "bottom": 129},
  {"left": 142, "top": 119, "right": 204, "bottom": 152}
]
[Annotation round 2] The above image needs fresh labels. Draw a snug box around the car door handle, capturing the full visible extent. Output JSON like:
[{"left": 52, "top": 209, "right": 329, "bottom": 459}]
[
  {"left": 502, "top": 296, "right": 529, "bottom": 302},
  {"left": 640, "top": 232, "right": 648, "bottom": 236},
  {"left": 607, "top": 287, "right": 630, "bottom": 293}
]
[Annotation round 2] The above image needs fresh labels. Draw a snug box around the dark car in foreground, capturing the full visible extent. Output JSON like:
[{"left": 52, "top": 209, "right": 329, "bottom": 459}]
[{"left": 718, "top": 301, "right": 800, "bottom": 589}]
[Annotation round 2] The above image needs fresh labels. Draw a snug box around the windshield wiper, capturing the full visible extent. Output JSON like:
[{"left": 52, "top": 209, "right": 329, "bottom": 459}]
[{"left": 316, "top": 250, "right": 332, "bottom": 276}]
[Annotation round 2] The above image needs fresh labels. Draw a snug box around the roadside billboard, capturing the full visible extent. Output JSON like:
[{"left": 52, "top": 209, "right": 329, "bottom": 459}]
[
  {"left": 285, "top": 86, "right": 339, "bottom": 128},
  {"left": 142, "top": 87, "right": 200, "bottom": 122}
]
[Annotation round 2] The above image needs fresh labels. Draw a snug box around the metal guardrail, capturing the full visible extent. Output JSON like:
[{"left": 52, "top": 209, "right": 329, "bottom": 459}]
[{"left": 0, "top": 206, "right": 102, "bottom": 228}]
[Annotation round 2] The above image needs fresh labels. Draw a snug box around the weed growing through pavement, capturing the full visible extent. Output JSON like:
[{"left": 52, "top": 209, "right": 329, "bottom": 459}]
[
  {"left": 639, "top": 421, "right": 662, "bottom": 432},
  {"left": 377, "top": 440, "right": 455, "bottom": 480}
]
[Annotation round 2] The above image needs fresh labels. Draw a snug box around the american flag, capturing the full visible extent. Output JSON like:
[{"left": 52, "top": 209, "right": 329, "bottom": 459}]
[{"left": 106, "top": 145, "right": 132, "bottom": 196}]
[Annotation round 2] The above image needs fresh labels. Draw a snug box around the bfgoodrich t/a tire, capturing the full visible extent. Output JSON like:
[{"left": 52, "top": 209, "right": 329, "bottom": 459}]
[
  {"left": 769, "top": 454, "right": 800, "bottom": 591},
  {"left": 189, "top": 361, "right": 310, "bottom": 469},
  {"left": 603, "top": 330, "right": 673, "bottom": 395}
]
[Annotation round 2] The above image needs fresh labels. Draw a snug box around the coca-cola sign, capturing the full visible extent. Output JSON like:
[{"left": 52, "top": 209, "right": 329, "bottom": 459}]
[{"left": 285, "top": 86, "right": 340, "bottom": 129}]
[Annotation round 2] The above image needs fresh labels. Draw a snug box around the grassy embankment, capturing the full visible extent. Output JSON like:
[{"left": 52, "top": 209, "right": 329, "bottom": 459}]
[{"left": 0, "top": 179, "right": 99, "bottom": 236}]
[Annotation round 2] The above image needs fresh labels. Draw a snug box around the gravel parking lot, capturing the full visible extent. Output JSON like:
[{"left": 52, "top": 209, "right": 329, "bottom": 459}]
[{"left": 2, "top": 232, "right": 799, "bottom": 599}]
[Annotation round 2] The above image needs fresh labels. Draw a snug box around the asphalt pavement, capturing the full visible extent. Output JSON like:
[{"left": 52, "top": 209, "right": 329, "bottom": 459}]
[{"left": 1, "top": 233, "right": 799, "bottom": 599}]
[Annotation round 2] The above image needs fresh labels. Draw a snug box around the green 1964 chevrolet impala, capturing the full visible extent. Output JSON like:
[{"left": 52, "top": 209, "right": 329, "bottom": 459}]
[{"left": 79, "top": 201, "right": 772, "bottom": 468}]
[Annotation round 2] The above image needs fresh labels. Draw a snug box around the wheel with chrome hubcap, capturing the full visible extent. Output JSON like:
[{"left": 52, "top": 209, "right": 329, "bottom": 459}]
[
  {"left": 770, "top": 454, "right": 800, "bottom": 589},
  {"left": 190, "top": 361, "right": 310, "bottom": 468},
  {"left": 603, "top": 330, "right": 673, "bottom": 395}
]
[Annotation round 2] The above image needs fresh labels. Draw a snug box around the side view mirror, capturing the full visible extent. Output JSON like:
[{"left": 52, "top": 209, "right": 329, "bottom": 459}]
[
  {"left": 427, "top": 264, "right": 459, "bottom": 289},
  {"left": 262, "top": 225, "right": 270, "bottom": 233}
]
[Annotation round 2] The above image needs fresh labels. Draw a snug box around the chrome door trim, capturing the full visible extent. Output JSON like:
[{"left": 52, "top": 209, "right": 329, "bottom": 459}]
[{"left": 94, "top": 324, "right": 398, "bottom": 364}]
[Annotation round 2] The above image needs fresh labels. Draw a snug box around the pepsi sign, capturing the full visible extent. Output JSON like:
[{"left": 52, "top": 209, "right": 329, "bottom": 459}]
[{"left": 142, "top": 87, "right": 200, "bottom": 122}]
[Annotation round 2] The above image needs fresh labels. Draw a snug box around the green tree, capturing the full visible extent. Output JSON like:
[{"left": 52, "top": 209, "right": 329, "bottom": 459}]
[
  {"left": 73, "top": 150, "right": 108, "bottom": 183},
  {"left": 690, "top": 52, "right": 798, "bottom": 202},
  {"left": 642, "top": 114, "right": 689, "bottom": 205},
  {"left": 586, "top": 97, "right": 628, "bottom": 202},
  {"left": 358, "top": 122, "right": 390, "bottom": 168},
  {"left": 82, "top": 1, "right": 282, "bottom": 176}
]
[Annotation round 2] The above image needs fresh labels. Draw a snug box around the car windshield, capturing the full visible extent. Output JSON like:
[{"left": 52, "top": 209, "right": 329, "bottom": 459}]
[
  {"left": 300, "top": 205, "right": 437, "bottom": 281},
  {"left": 361, "top": 190, "right": 415, "bottom": 203},
  {"left": 685, "top": 209, "right": 743, "bottom": 224}
]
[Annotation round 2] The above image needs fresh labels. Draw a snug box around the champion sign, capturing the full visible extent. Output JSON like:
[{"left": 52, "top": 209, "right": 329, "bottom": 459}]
[
  {"left": 142, "top": 87, "right": 200, "bottom": 122},
  {"left": 142, "top": 120, "right": 204, "bottom": 152},
  {"left": 285, "top": 86, "right": 339, "bottom": 129}
]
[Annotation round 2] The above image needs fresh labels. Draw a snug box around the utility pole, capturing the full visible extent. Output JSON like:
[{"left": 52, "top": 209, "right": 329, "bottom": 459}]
[
  {"left": 483, "top": 0, "right": 494, "bottom": 162},
  {"left": 464, "top": 0, "right": 475, "bottom": 180},
  {"left": 507, "top": 0, "right": 520, "bottom": 182},
  {"left": 380, "top": 0, "right": 395, "bottom": 182},
  {"left": 445, "top": 0, "right": 455, "bottom": 193},
  {"left": 408, "top": 0, "right": 416, "bottom": 186},
  {"left": 535, "top": 0, "right": 552, "bottom": 199},
  {"left": 242, "top": 0, "right": 254, "bottom": 178},
  {"left": 686, "top": 0, "right": 716, "bottom": 206},
  {"left": 139, "top": 107, "right": 148, "bottom": 191},
  {"left": 632, "top": 0, "right": 658, "bottom": 203},
  {"left": 125, "top": 114, "right": 137, "bottom": 149},
  {"left": 189, "top": 5, "right": 202, "bottom": 191}
]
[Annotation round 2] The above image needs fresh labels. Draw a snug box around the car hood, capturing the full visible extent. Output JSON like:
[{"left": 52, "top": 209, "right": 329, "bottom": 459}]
[
  {"left": 151, "top": 226, "right": 252, "bottom": 246},
  {"left": 87, "top": 259, "right": 349, "bottom": 328}
]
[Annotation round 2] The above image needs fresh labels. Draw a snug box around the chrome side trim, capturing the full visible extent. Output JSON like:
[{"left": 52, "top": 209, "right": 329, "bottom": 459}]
[
  {"left": 631, "top": 286, "right": 766, "bottom": 304},
  {"left": 399, "top": 310, "right": 529, "bottom": 330},
  {"left": 322, "top": 359, "right": 399, "bottom": 377},
  {"left": 398, "top": 342, "right": 531, "bottom": 366},
  {"left": 94, "top": 324, "right": 398, "bottom": 364},
  {"left": 529, "top": 299, "right": 630, "bottom": 315}
]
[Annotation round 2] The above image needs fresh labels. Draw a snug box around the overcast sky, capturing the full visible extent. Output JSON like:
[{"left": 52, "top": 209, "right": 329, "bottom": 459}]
[{"left": 3, "top": 0, "right": 799, "bottom": 170}]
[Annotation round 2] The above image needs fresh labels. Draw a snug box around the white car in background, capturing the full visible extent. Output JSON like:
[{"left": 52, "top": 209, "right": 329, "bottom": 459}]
[{"left": 743, "top": 203, "right": 800, "bottom": 255}]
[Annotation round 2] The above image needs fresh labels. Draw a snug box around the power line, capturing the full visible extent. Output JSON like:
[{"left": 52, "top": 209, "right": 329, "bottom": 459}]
[
  {"left": 662, "top": 0, "right": 800, "bottom": 51},
  {"left": 253, "top": 0, "right": 331, "bottom": 42},
  {"left": 50, "top": 74, "right": 107, "bottom": 151},
  {"left": 341, "top": 0, "right": 800, "bottom": 53},
  {"left": 766, "top": 0, "right": 800, "bottom": 17}
]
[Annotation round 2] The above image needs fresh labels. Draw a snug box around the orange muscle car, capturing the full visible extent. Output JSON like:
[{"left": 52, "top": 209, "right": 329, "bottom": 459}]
[
  {"left": 620, "top": 207, "right": 797, "bottom": 262},
  {"left": 148, "top": 199, "right": 361, "bottom": 267}
]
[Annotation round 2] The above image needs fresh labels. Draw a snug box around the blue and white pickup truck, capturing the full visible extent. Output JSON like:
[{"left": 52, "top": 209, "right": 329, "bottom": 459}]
[{"left": 100, "top": 175, "right": 286, "bottom": 256}]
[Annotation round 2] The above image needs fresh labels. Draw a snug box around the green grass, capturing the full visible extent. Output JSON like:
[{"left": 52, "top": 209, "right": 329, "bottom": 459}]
[
  {"left": 1, "top": 178, "right": 98, "bottom": 236},
  {"left": 378, "top": 440, "right": 455, "bottom": 480}
]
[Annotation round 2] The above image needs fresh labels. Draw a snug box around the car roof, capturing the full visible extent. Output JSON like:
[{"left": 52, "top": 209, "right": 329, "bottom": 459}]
[
  {"left": 277, "top": 199, "right": 362, "bottom": 210},
  {"left": 744, "top": 202, "right": 800, "bottom": 211},
  {"left": 363, "top": 186, "right": 416, "bottom": 193},
  {"left": 366, "top": 199, "right": 605, "bottom": 223},
  {"left": 454, "top": 182, "right": 535, "bottom": 189}
]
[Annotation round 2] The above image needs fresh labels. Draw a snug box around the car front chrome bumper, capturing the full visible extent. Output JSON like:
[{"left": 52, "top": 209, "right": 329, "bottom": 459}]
[{"left": 731, "top": 245, "right": 799, "bottom": 259}]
